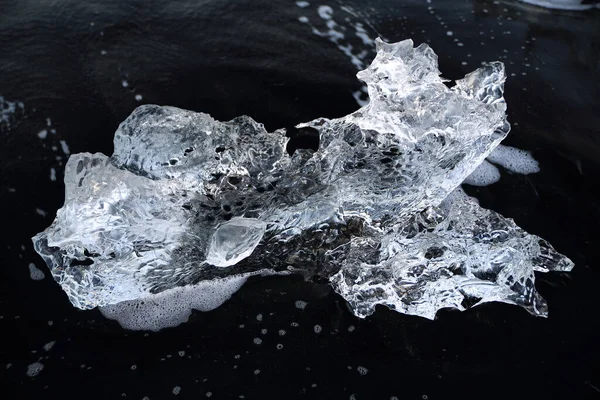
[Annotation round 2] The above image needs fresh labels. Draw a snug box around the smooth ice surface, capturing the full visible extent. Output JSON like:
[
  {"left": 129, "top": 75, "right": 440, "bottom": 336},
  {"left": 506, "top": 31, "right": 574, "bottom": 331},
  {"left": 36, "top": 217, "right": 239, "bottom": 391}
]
[
  {"left": 33, "top": 38, "right": 573, "bottom": 322},
  {"left": 206, "top": 218, "right": 267, "bottom": 267}
]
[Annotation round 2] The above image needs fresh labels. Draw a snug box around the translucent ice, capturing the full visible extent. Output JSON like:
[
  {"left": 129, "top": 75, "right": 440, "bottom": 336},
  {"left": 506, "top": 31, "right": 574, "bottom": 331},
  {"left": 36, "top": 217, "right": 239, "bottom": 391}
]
[
  {"left": 33, "top": 38, "right": 573, "bottom": 321},
  {"left": 206, "top": 218, "right": 267, "bottom": 267},
  {"left": 330, "top": 190, "right": 573, "bottom": 319}
]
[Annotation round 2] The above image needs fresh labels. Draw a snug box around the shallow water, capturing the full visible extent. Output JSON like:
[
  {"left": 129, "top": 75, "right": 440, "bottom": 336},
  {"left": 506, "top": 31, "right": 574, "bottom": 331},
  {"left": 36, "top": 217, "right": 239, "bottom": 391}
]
[{"left": 1, "top": 1, "right": 600, "bottom": 399}]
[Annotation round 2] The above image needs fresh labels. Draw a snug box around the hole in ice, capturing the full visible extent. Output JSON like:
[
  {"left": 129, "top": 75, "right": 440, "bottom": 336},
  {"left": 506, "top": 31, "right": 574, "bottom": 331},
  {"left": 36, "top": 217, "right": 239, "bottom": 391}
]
[
  {"left": 460, "top": 294, "right": 482, "bottom": 309},
  {"left": 286, "top": 126, "right": 319, "bottom": 155},
  {"left": 71, "top": 258, "right": 94, "bottom": 267},
  {"left": 228, "top": 176, "right": 241, "bottom": 185},
  {"left": 424, "top": 247, "right": 444, "bottom": 259}
]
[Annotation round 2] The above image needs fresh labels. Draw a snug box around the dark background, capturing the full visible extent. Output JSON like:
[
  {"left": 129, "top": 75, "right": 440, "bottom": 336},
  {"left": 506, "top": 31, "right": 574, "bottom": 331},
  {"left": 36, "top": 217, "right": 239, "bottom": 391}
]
[{"left": 1, "top": 0, "right": 599, "bottom": 398}]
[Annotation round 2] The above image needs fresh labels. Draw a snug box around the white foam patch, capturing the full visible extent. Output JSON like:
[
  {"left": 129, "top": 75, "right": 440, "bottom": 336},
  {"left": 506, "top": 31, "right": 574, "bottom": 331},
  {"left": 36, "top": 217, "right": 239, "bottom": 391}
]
[
  {"left": 517, "top": 0, "right": 599, "bottom": 10},
  {"left": 463, "top": 160, "right": 501, "bottom": 186},
  {"left": 100, "top": 270, "right": 283, "bottom": 331},
  {"left": 100, "top": 276, "right": 247, "bottom": 331},
  {"left": 487, "top": 144, "right": 540, "bottom": 175},
  {"left": 28, "top": 263, "right": 46, "bottom": 281},
  {"left": 296, "top": 1, "right": 310, "bottom": 7}
]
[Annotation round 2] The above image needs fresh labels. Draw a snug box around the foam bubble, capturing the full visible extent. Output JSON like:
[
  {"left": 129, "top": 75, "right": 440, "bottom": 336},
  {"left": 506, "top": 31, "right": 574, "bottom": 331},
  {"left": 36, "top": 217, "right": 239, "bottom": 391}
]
[
  {"left": 26, "top": 362, "right": 44, "bottom": 377},
  {"left": 463, "top": 160, "right": 501, "bottom": 186},
  {"left": 295, "top": 300, "right": 308, "bottom": 310},
  {"left": 28, "top": 263, "right": 46, "bottom": 281},
  {"left": 357, "top": 365, "right": 368, "bottom": 376},
  {"left": 486, "top": 144, "right": 540, "bottom": 174},
  {"left": 43, "top": 341, "right": 55, "bottom": 351}
]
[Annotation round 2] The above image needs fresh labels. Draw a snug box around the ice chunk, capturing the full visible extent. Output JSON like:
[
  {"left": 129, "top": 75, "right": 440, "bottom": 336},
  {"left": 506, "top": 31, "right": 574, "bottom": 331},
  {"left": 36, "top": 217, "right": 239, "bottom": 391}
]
[
  {"left": 206, "top": 218, "right": 267, "bottom": 267},
  {"left": 33, "top": 39, "right": 572, "bottom": 322}
]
